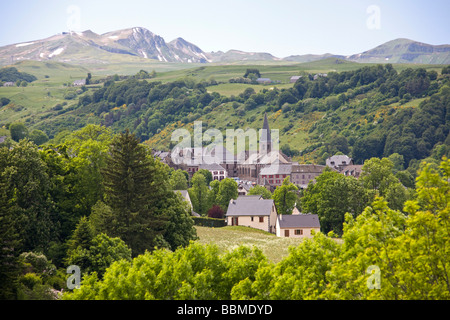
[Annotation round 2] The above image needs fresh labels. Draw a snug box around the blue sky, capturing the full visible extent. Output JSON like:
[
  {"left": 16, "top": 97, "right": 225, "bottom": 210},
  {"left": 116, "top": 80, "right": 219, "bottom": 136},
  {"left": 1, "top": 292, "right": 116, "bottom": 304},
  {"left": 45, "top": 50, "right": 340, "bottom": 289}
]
[{"left": 1, "top": 0, "right": 449, "bottom": 57}]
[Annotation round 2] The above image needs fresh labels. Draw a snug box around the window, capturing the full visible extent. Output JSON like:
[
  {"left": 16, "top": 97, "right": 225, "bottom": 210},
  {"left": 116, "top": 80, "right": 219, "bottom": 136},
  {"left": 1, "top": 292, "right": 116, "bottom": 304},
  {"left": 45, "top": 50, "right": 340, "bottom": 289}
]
[
  {"left": 276, "top": 174, "right": 279, "bottom": 178},
  {"left": 295, "top": 229, "right": 303, "bottom": 235},
  {"left": 251, "top": 217, "right": 254, "bottom": 222},
  {"left": 284, "top": 230, "right": 289, "bottom": 237},
  {"left": 269, "top": 175, "right": 273, "bottom": 178},
  {"left": 259, "top": 216, "right": 264, "bottom": 223},
  {"left": 269, "top": 180, "right": 273, "bottom": 184}
]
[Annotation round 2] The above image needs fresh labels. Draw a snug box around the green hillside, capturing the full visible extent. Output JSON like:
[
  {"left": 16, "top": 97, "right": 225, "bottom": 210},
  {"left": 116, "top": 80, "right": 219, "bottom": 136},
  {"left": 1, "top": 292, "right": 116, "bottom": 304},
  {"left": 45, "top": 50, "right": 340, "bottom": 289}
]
[{"left": 1, "top": 60, "right": 449, "bottom": 174}]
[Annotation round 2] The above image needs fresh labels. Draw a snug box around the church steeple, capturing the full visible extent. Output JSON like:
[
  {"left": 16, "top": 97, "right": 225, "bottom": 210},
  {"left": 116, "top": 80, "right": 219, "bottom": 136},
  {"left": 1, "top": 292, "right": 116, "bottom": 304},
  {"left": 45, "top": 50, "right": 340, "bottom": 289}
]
[{"left": 259, "top": 113, "right": 272, "bottom": 155}]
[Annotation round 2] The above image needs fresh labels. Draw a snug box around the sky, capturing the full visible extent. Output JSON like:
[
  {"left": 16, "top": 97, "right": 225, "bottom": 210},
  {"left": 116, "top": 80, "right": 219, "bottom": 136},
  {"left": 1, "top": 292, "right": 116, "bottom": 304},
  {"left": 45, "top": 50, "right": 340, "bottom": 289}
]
[{"left": 1, "top": 0, "right": 449, "bottom": 58}]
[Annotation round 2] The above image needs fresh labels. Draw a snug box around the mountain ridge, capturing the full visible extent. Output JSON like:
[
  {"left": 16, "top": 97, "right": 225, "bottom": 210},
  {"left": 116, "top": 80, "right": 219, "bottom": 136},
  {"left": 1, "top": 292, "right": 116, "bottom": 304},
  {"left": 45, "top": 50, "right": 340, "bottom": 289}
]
[{"left": 0, "top": 27, "right": 449, "bottom": 66}]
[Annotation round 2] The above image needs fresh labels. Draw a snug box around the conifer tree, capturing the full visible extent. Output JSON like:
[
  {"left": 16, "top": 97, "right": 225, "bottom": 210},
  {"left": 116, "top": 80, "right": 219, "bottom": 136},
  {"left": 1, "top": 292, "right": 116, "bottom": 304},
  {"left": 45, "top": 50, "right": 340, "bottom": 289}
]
[{"left": 101, "top": 130, "right": 168, "bottom": 255}]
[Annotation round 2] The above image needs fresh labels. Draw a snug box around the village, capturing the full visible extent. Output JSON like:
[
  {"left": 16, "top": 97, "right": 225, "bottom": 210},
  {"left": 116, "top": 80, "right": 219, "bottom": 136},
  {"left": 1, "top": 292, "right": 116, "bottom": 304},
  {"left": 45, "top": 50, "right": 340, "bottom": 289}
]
[{"left": 153, "top": 113, "right": 363, "bottom": 239}]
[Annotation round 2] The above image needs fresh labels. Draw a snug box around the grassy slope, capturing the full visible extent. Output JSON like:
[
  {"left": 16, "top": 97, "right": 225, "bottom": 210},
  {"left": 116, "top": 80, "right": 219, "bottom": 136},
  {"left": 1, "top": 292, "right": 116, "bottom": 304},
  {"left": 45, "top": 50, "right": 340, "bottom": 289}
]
[{"left": 195, "top": 226, "right": 305, "bottom": 263}]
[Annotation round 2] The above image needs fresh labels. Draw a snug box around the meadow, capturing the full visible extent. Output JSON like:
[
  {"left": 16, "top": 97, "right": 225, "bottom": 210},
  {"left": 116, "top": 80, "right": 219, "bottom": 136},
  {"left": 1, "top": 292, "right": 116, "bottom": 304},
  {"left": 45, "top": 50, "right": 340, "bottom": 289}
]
[{"left": 195, "top": 225, "right": 306, "bottom": 263}]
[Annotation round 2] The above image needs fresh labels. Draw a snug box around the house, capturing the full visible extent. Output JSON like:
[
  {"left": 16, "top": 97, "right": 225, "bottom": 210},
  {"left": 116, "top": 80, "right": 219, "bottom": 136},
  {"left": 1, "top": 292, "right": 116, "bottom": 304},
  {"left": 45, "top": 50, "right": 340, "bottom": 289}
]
[
  {"left": 340, "top": 164, "right": 363, "bottom": 178},
  {"left": 259, "top": 163, "right": 292, "bottom": 187},
  {"left": 290, "top": 164, "right": 327, "bottom": 189},
  {"left": 199, "top": 162, "right": 228, "bottom": 181},
  {"left": 153, "top": 150, "right": 171, "bottom": 164},
  {"left": 237, "top": 181, "right": 254, "bottom": 195},
  {"left": 3, "top": 82, "right": 15, "bottom": 87},
  {"left": 313, "top": 73, "right": 328, "bottom": 80},
  {"left": 73, "top": 79, "right": 86, "bottom": 86},
  {"left": 172, "top": 145, "right": 237, "bottom": 178},
  {"left": 290, "top": 76, "right": 302, "bottom": 83},
  {"left": 225, "top": 195, "right": 277, "bottom": 233},
  {"left": 276, "top": 214, "right": 320, "bottom": 238},
  {"left": 256, "top": 78, "right": 272, "bottom": 84},
  {"left": 326, "top": 154, "right": 353, "bottom": 170}
]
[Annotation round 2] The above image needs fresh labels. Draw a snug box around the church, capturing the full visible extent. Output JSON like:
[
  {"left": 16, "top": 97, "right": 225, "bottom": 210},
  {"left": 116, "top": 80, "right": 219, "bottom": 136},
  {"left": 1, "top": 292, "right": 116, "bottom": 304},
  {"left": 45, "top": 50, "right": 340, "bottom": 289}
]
[{"left": 236, "top": 113, "right": 291, "bottom": 187}]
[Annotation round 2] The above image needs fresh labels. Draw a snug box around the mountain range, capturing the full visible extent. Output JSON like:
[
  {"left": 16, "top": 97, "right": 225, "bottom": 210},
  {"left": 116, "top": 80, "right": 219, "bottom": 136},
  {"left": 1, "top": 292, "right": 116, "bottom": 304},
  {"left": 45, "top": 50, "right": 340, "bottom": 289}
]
[{"left": 1, "top": 27, "right": 449, "bottom": 66}]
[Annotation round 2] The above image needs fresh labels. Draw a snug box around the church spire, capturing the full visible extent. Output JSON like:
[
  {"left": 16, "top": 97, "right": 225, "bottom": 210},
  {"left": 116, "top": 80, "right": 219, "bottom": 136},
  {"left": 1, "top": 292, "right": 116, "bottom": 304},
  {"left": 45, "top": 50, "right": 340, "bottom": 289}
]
[
  {"left": 260, "top": 112, "right": 271, "bottom": 142},
  {"left": 259, "top": 112, "right": 272, "bottom": 155}
]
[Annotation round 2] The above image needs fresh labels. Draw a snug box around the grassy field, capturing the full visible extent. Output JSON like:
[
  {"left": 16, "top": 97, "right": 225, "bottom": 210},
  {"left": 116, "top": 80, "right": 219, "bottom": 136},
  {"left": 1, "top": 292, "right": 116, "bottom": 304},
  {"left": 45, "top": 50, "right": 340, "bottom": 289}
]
[{"left": 195, "top": 226, "right": 306, "bottom": 263}]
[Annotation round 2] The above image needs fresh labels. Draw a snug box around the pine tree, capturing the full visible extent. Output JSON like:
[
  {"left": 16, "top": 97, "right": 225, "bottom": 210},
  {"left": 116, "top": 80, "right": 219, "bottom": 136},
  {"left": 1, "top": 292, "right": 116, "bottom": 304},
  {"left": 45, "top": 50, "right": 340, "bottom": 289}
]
[{"left": 101, "top": 130, "right": 167, "bottom": 255}]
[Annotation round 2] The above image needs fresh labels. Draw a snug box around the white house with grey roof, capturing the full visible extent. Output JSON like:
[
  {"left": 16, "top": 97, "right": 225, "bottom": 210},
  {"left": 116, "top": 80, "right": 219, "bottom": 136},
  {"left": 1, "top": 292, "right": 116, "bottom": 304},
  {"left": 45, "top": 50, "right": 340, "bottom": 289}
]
[
  {"left": 326, "top": 154, "right": 353, "bottom": 170},
  {"left": 225, "top": 195, "right": 277, "bottom": 233},
  {"left": 276, "top": 213, "right": 320, "bottom": 238}
]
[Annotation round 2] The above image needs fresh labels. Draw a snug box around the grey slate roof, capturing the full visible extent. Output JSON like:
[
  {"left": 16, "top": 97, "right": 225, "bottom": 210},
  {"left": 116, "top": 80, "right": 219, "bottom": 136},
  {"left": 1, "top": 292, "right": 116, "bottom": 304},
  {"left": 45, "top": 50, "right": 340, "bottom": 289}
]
[
  {"left": 278, "top": 214, "right": 320, "bottom": 228},
  {"left": 226, "top": 196, "right": 274, "bottom": 216},
  {"left": 199, "top": 163, "right": 226, "bottom": 171},
  {"left": 260, "top": 163, "right": 292, "bottom": 175}
]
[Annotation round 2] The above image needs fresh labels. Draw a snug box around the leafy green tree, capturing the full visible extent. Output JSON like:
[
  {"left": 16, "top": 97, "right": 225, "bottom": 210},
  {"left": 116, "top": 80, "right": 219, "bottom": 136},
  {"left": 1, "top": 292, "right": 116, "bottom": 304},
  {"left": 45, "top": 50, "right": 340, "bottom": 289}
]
[
  {"left": 216, "top": 178, "right": 238, "bottom": 212},
  {"left": 248, "top": 185, "right": 272, "bottom": 199},
  {"left": 28, "top": 129, "right": 49, "bottom": 145},
  {"left": 66, "top": 233, "right": 131, "bottom": 279},
  {"left": 231, "top": 232, "right": 340, "bottom": 299},
  {"left": 188, "top": 172, "right": 210, "bottom": 216},
  {"left": 325, "top": 157, "right": 450, "bottom": 299},
  {"left": 9, "top": 122, "right": 28, "bottom": 142},
  {"left": 196, "top": 169, "right": 212, "bottom": 186},
  {"left": 273, "top": 177, "right": 298, "bottom": 215},
  {"left": 63, "top": 125, "right": 113, "bottom": 218},
  {"left": 63, "top": 241, "right": 266, "bottom": 300},
  {"left": 0, "top": 140, "right": 58, "bottom": 252},
  {"left": 169, "top": 169, "right": 188, "bottom": 190},
  {"left": 301, "top": 169, "right": 371, "bottom": 235},
  {"left": 361, "top": 157, "right": 410, "bottom": 210},
  {"left": 0, "top": 165, "right": 22, "bottom": 299},
  {"left": 207, "top": 179, "right": 220, "bottom": 208}
]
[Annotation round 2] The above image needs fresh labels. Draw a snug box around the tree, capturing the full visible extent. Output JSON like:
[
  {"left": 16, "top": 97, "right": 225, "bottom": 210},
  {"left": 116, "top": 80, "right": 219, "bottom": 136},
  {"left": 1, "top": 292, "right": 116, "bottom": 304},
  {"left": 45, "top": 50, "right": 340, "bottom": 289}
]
[
  {"left": 169, "top": 169, "right": 188, "bottom": 190},
  {"left": 273, "top": 177, "right": 298, "bottom": 215},
  {"left": 9, "top": 122, "right": 28, "bottom": 142},
  {"left": 207, "top": 205, "right": 224, "bottom": 219},
  {"left": 0, "top": 164, "right": 22, "bottom": 299},
  {"left": 101, "top": 130, "right": 168, "bottom": 255},
  {"left": 360, "top": 157, "right": 410, "bottom": 211},
  {"left": 301, "top": 170, "right": 371, "bottom": 235},
  {"left": 196, "top": 169, "right": 213, "bottom": 186},
  {"left": 66, "top": 232, "right": 131, "bottom": 279},
  {"left": 207, "top": 179, "right": 220, "bottom": 209},
  {"left": 28, "top": 129, "right": 49, "bottom": 145},
  {"left": 244, "top": 68, "right": 261, "bottom": 79},
  {"left": 216, "top": 178, "right": 238, "bottom": 212},
  {"left": 0, "top": 140, "right": 58, "bottom": 252},
  {"left": 64, "top": 125, "right": 113, "bottom": 217},
  {"left": 248, "top": 185, "right": 272, "bottom": 199},
  {"left": 188, "top": 172, "right": 210, "bottom": 216}
]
